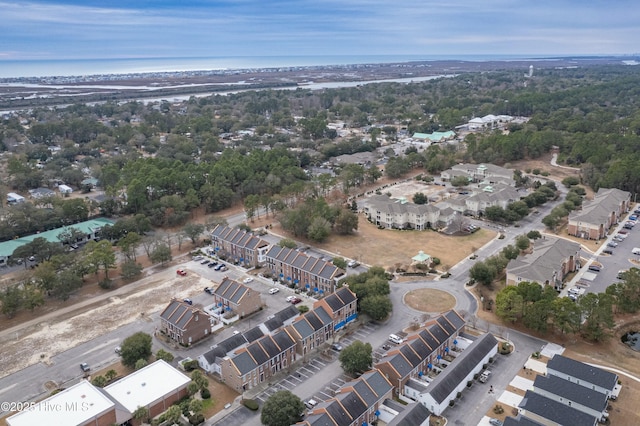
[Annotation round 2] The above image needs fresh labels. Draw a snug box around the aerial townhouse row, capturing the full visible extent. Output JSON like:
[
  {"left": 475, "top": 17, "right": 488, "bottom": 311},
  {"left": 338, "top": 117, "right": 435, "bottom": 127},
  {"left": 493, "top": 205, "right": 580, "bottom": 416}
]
[
  {"left": 507, "top": 354, "right": 620, "bottom": 426},
  {"left": 210, "top": 225, "right": 346, "bottom": 295},
  {"left": 200, "top": 287, "right": 358, "bottom": 393}
]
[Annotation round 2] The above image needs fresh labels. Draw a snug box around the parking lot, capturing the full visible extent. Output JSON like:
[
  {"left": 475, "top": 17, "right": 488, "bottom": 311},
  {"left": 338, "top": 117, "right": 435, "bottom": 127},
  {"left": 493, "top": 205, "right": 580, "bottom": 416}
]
[{"left": 569, "top": 207, "right": 640, "bottom": 297}]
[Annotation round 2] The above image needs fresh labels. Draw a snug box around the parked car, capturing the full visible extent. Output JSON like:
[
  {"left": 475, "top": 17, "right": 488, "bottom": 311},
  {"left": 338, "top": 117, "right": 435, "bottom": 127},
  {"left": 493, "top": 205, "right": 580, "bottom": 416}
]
[
  {"left": 607, "top": 241, "right": 618, "bottom": 248},
  {"left": 114, "top": 346, "right": 121, "bottom": 355},
  {"left": 631, "top": 215, "right": 638, "bottom": 221},
  {"left": 286, "top": 295, "right": 296, "bottom": 303},
  {"left": 192, "top": 255, "right": 204, "bottom": 261},
  {"left": 243, "top": 277, "right": 254, "bottom": 283},
  {"left": 588, "top": 265, "right": 601, "bottom": 272},
  {"left": 603, "top": 249, "right": 614, "bottom": 255},
  {"left": 388, "top": 334, "right": 404, "bottom": 344},
  {"left": 208, "top": 261, "right": 218, "bottom": 268},
  {"left": 331, "top": 343, "right": 344, "bottom": 351},
  {"left": 80, "top": 362, "right": 90, "bottom": 373},
  {"left": 304, "top": 399, "right": 318, "bottom": 410},
  {"left": 214, "top": 263, "right": 225, "bottom": 271},
  {"left": 479, "top": 370, "right": 491, "bottom": 383},
  {"left": 201, "top": 259, "right": 211, "bottom": 264},
  {"left": 204, "top": 287, "right": 215, "bottom": 295},
  {"left": 176, "top": 269, "right": 187, "bottom": 276},
  {"left": 347, "top": 260, "right": 360, "bottom": 268},
  {"left": 619, "top": 229, "right": 629, "bottom": 234},
  {"left": 489, "top": 419, "right": 503, "bottom": 426},
  {"left": 183, "top": 298, "right": 193, "bottom": 305},
  {"left": 269, "top": 288, "right": 279, "bottom": 295},
  {"left": 290, "top": 297, "right": 302, "bottom": 305}
]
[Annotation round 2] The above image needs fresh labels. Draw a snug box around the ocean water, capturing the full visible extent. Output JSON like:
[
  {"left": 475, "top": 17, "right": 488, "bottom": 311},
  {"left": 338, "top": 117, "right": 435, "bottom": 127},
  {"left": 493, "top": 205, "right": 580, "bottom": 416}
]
[{"left": 0, "top": 54, "right": 545, "bottom": 79}]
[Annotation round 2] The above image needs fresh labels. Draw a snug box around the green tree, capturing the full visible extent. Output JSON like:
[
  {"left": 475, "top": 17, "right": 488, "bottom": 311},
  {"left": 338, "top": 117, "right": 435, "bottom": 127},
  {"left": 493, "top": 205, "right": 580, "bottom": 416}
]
[
  {"left": 183, "top": 223, "right": 205, "bottom": 245},
  {"left": 0, "top": 286, "right": 23, "bottom": 318},
  {"left": 134, "top": 358, "right": 148, "bottom": 370},
  {"left": 121, "top": 260, "right": 143, "bottom": 280},
  {"left": 105, "top": 369, "right": 118, "bottom": 381},
  {"left": 91, "top": 376, "right": 107, "bottom": 387},
  {"left": 132, "top": 406, "right": 150, "bottom": 423},
  {"left": 334, "top": 209, "right": 358, "bottom": 235},
  {"left": 495, "top": 286, "right": 524, "bottom": 323},
  {"left": 339, "top": 340, "right": 372, "bottom": 375},
  {"left": 278, "top": 238, "right": 297, "bottom": 249},
  {"left": 150, "top": 243, "right": 172, "bottom": 265},
  {"left": 191, "top": 370, "right": 209, "bottom": 390},
  {"left": 579, "top": 293, "right": 615, "bottom": 342},
  {"left": 515, "top": 235, "right": 531, "bottom": 251},
  {"left": 469, "top": 261, "right": 497, "bottom": 286},
  {"left": 164, "top": 405, "right": 182, "bottom": 425},
  {"left": 117, "top": 232, "right": 142, "bottom": 261},
  {"left": 451, "top": 175, "right": 471, "bottom": 187},
  {"left": 85, "top": 240, "right": 117, "bottom": 279},
  {"left": 51, "top": 270, "right": 83, "bottom": 301},
  {"left": 413, "top": 192, "right": 428, "bottom": 204},
  {"left": 526, "top": 230, "right": 542, "bottom": 240},
  {"left": 307, "top": 217, "right": 331, "bottom": 242},
  {"left": 360, "top": 294, "right": 392, "bottom": 321},
  {"left": 120, "top": 332, "right": 153, "bottom": 368},
  {"left": 260, "top": 390, "right": 305, "bottom": 426},
  {"left": 552, "top": 297, "right": 582, "bottom": 334},
  {"left": 156, "top": 349, "right": 175, "bottom": 363},
  {"left": 332, "top": 257, "right": 347, "bottom": 269}
]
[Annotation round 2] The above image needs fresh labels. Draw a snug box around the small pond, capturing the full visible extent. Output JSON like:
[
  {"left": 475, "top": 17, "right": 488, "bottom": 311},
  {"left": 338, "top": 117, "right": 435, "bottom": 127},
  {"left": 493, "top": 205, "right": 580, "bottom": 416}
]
[{"left": 621, "top": 331, "right": 640, "bottom": 351}]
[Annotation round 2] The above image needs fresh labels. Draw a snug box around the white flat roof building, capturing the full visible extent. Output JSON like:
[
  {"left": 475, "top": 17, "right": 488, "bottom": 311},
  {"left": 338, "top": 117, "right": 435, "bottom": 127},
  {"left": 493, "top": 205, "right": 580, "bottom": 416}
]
[
  {"left": 104, "top": 359, "right": 191, "bottom": 415},
  {"left": 7, "top": 380, "right": 115, "bottom": 426}
]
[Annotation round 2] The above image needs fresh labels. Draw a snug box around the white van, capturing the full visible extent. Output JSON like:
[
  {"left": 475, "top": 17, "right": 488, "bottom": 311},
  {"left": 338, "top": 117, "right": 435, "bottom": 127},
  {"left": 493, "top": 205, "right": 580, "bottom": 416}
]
[
  {"left": 633, "top": 248, "right": 640, "bottom": 255},
  {"left": 389, "top": 334, "right": 404, "bottom": 344}
]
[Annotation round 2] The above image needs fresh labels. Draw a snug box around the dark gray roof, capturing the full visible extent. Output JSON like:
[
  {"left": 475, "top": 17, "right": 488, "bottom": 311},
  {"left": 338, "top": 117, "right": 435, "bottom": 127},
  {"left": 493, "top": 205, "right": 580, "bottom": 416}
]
[
  {"left": 519, "top": 390, "right": 597, "bottom": 426},
  {"left": 407, "top": 336, "right": 432, "bottom": 359},
  {"left": 358, "top": 369, "right": 393, "bottom": 397},
  {"left": 300, "top": 412, "right": 337, "bottom": 426},
  {"left": 230, "top": 351, "right": 258, "bottom": 375},
  {"left": 398, "top": 345, "right": 421, "bottom": 367},
  {"left": 546, "top": 355, "right": 618, "bottom": 391},
  {"left": 160, "top": 300, "right": 206, "bottom": 330},
  {"left": 202, "top": 333, "right": 249, "bottom": 363},
  {"left": 243, "top": 326, "right": 264, "bottom": 343},
  {"left": 214, "top": 278, "right": 251, "bottom": 304},
  {"left": 292, "top": 317, "right": 315, "bottom": 339},
  {"left": 386, "top": 402, "right": 432, "bottom": 426},
  {"left": 379, "top": 351, "right": 414, "bottom": 379},
  {"left": 247, "top": 342, "right": 269, "bottom": 365},
  {"left": 271, "top": 329, "right": 296, "bottom": 352},
  {"left": 263, "top": 305, "right": 299, "bottom": 332},
  {"left": 323, "top": 399, "right": 351, "bottom": 425},
  {"left": 265, "top": 246, "right": 344, "bottom": 282},
  {"left": 426, "top": 333, "right": 498, "bottom": 404},
  {"left": 334, "top": 392, "right": 367, "bottom": 422},
  {"left": 211, "top": 225, "right": 269, "bottom": 250},
  {"left": 534, "top": 374, "right": 608, "bottom": 412},
  {"left": 503, "top": 415, "right": 546, "bottom": 426},
  {"left": 406, "top": 378, "right": 428, "bottom": 393},
  {"left": 440, "top": 310, "right": 466, "bottom": 333},
  {"left": 323, "top": 287, "right": 356, "bottom": 312}
]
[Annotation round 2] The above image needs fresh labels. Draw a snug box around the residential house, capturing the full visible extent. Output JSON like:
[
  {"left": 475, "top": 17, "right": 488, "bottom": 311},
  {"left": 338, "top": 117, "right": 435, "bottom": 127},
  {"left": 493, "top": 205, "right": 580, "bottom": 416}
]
[
  {"left": 262, "top": 305, "right": 300, "bottom": 334},
  {"left": 58, "top": 184, "right": 73, "bottom": 195},
  {"left": 7, "top": 380, "right": 116, "bottom": 426},
  {"left": 568, "top": 188, "right": 631, "bottom": 240},
  {"left": 6, "top": 192, "right": 25, "bottom": 205},
  {"left": 198, "top": 333, "right": 250, "bottom": 375},
  {"left": 28, "top": 187, "right": 55, "bottom": 199},
  {"left": 382, "top": 401, "right": 431, "bottom": 426},
  {"left": 441, "top": 163, "right": 515, "bottom": 187},
  {"left": 517, "top": 391, "right": 598, "bottom": 426},
  {"left": 506, "top": 237, "right": 581, "bottom": 290},
  {"left": 299, "top": 369, "right": 394, "bottom": 426},
  {"left": 210, "top": 224, "right": 270, "bottom": 267},
  {"left": 532, "top": 374, "right": 608, "bottom": 421},
  {"left": 313, "top": 286, "right": 358, "bottom": 331},
  {"left": 159, "top": 299, "right": 215, "bottom": 346},
  {"left": 212, "top": 277, "right": 262, "bottom": 318},
  {"left": 265, "top": 246, "right": 346, "bottom": 295},
  {"left": 374, "top": 310, "right": 466, "bottom": 395},
  {"left": 288, "top": 305, "right": 334, "bottom": 357},
  {"left": 407, "top": 333, "right": 498, "bottom": 415},
  {"left": 545, "top": 354, "right": 618, "bottom": 398},
  {"left": 220, "top": 328, "right": 297, "bottom": 392}
]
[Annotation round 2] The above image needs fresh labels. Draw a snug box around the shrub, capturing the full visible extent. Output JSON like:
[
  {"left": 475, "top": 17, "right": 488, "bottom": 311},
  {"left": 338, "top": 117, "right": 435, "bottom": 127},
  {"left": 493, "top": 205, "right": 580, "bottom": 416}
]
[
  {"left": 200, "top": 388, "right": 211, "bottom": 399},
  {"left": 493, "top": 404, "right": 504, "bottom": 414},
  {"left": 189, "top": 414, "right": 205, "bottom": 425},
  {"left": 449, "top": 400, "right": 455, "bottom": 407},
  {"left": 432, "top": 257, "right": 441, "bottom": 265},
  {"left": 243, "top": 399, "right": 259, "bottom": 410},
  {"left": 183, "top": 360, "right": 199, "bottom": 371},
  {"left": 467, "top": 380, "right": 473, "bottom": 388}
]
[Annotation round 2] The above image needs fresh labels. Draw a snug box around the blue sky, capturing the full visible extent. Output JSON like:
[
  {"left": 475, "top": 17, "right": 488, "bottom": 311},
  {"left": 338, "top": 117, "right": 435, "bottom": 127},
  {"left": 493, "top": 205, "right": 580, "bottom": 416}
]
[{"left": 1, "top": 0, "right": 639, "bottom": 61}]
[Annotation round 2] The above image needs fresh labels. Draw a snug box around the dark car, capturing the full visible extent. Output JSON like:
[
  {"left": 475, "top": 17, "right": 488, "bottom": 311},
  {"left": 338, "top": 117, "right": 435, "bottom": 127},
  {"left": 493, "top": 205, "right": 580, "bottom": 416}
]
[
  {"left": 588, "top": 265, "right": 601, "bottom": 272},
  {"left": 204, "top": 287, "right": 215, "bottom": 295},
  {"left": 208, "top": 261, "right": 218, "bottom": 268},
  {"left": 603, "top": 249, "right": 613, "bottom": 255},
  {"left": 183, "top": 298, "right": 193, "bottom": 305},
  {"left": 80, "top": 362, "right": 90, "bottom": 373}
]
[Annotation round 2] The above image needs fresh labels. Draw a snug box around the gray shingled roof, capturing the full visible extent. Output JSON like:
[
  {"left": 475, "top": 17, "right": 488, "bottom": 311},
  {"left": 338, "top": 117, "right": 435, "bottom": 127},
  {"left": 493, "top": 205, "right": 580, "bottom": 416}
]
[
  {"left": 160, "top": 300, "right": 207, "bottom": 331},
  {"left": 264, "top": 305, "right": 299, "bottom": 332},
  {"left": 230, "top": 351, "right": 258, "bottom": 375},
  {"left": 519, "top": 391, "right": 597, "bottom": 426},
  {"left": 300, "top": 412, "right": 337, "bottom": 426},
  {"left": 211, "top": 225, "right": 269, "bottom": 250},
  {"left": 426, "top": 333, "right": 498, "bottom": 404},
  {"left": 266, "top": 246, "right": 344, "bottom": 282},
  {"left": 503, "top": 415, "right": 546, "bottom": 426},
  {"left": 386, "top": 402, "right": 432, "bottom": 426},
  {"left": 507, "top": 237, "right": 580, "bottom": 284},
  {"left": 546, "top": 354, "right": 618, "bottom": 392},
  {"left": 533, "top": 374, "right": 608, "bottom": 412},
  {"left": 243, "top": 326, "right": 264, "bottom": 343}
]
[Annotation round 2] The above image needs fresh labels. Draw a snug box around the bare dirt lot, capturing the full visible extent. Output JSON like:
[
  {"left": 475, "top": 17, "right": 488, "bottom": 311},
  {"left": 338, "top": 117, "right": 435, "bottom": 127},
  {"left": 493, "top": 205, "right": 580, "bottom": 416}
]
[{"left": 404, "top": 289, "right": 456, "bottom": 313}]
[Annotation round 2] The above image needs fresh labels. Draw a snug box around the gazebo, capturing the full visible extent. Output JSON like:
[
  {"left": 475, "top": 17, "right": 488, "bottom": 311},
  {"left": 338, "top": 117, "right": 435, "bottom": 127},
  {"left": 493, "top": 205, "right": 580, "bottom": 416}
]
[{"left": 412, "top": 250, "right": 431, "bottom": 264}]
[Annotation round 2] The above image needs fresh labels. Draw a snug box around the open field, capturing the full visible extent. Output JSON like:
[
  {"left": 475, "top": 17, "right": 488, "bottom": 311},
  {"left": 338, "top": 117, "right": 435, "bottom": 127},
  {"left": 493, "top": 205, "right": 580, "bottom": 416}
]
[{"left": 404, "top": 289, "right": 456, "bottom": 313}]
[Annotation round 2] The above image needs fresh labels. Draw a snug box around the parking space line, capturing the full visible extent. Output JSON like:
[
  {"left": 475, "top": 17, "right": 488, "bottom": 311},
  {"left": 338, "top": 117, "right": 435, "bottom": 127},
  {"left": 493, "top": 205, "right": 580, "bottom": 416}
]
[
  {"left": 281, "top": 378, "right": 296, "bottom": 387},
  {"left": 318, "top": 391, "right": 332, "bottom": 399},
  {"left": 314, "top": 359, "right": 326, "bottom": 366},
  {"left": 299, "top": 367, "right": 315, "bottom": 375}
]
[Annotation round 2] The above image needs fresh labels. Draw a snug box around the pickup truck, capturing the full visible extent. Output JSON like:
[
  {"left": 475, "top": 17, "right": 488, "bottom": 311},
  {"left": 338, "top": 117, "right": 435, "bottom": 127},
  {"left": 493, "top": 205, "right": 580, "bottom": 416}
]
[{"left": 479, "top": 370, "right": 491, "bottom": 383}]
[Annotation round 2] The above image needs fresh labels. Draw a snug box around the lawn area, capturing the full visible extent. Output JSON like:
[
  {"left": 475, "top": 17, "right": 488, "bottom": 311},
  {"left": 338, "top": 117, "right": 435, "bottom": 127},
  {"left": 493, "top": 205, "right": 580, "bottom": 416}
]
[
  {"left": 404, "top": 289, "right": 456, "bottom": 313},
  {"left": 313, "top": 216, "right": 497, "bottom": 271}
]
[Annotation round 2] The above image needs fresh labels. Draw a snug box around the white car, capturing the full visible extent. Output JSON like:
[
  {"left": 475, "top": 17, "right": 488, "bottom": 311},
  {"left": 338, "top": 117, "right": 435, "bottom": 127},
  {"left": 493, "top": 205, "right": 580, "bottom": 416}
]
[
  {"left": 243, "top": 277, "right": 254, "bottom": 284},
  {"left": 269, "top": 288, "right": 279, "bottom": 295},
  {"left": 347, "top": 260, "right": 359, "bottom": 268},
  {"left": 286, "top": 295, "right": 296, "bottom": 302}
]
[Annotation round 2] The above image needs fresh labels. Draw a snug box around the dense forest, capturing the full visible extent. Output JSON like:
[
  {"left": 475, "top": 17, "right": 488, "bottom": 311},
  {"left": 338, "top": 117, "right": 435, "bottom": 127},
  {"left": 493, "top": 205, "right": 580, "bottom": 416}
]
[{"left": 1, "top": 64, "right": 640, "bottom": 242}]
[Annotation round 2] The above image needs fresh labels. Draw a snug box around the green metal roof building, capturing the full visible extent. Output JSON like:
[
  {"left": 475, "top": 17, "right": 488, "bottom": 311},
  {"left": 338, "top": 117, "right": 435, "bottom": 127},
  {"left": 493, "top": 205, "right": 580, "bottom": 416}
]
[{"left": 0, "top": 218, "right": 114, "bottom": 263}]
